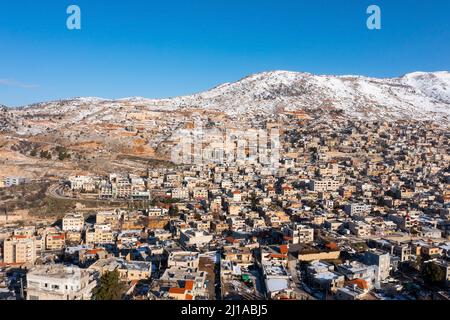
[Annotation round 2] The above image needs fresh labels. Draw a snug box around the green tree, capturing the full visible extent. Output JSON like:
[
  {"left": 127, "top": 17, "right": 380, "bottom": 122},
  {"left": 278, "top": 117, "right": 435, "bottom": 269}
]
[
  {"left": 250, "top": 192, "right": 258, "bottom": 211},
  {"left": 421, "top": 262, "right": 445, "bottom": 285},
  {"left": 40, "top": 150, "right": 51, "bottom": 160},
  {"left": 168, "top": 205, "right": 179, "bottom": 216},
  {"left": 92, "top": 270, "right": 126, "bottom": 300},
  {"left": 409, "top": 255, "right": 422, "bottom": 271},
  {"left": 58, "top": 151, "right": 70, "bottom": 161},
  {"left": 55, "top": 146, "right": 71, "bottom": 161}
]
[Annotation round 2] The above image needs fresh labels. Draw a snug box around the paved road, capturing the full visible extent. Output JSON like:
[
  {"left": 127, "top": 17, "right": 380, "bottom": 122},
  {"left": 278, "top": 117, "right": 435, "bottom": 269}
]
[
  {"left": 46, "top": 183, "right": 127, "bottom": 205},
  {"left": 287, "top": 259, "right": 316, "bottom": 300},
  {"left": 46, "top": 184, "right": 74, "bottom": 200}
]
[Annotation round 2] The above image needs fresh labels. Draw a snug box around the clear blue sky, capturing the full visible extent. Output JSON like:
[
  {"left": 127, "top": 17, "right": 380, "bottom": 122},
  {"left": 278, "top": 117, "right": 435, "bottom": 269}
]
[{"left": 1, "top": 0, "right": 449, "bottom": 106}]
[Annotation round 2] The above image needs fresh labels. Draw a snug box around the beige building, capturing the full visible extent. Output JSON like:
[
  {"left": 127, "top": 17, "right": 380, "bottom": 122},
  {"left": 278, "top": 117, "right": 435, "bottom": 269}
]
[
  {"left": 167, "top": 251, "right": 200, "bottom": 268},
  {"left": 89, "top": 258, "right": 151, "bottom": 282},
  {"left": 45, "top": 233, "right": 66, "bottom": 251},
  {"left": 283, "top": 223, "right": 314, "bottom": 244},
  {"left": 85, "top": 224, "right": 115, "bottom": 245},
  {"left": 310, "top": 179, "right": 340, "bottom": 192},
  {"left": 223, "top": 246, "right": 253, "bottom": 266},
  {"left": 66, "top": 231, "right": 82, "bottom": 244},
  {"left": 96, "top": 210, "right": 122, "bottom": 227},
  {"left": 211, "top": 221, "right": 229, "bottom": 233},
  {"left": 13, "top": 226, "right": 36, "bottom": 237},
  {"left": 3, "top": 236, "right": 37, "bottom": 265},
  {"left": 228, "top": 204, "right": 241, "bottom": 216},
  {"left": 349, "top": 221, "right": 371, "bottom": 238}
]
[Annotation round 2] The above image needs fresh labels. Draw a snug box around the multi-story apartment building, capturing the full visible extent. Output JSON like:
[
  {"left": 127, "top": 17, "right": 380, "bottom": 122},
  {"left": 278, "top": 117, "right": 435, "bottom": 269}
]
[
  {"left": 69, "top": 176, "right": 95, "bottom": 192},
  {"left": 167, "top": 251, "right": 200, "bottom": 268},
  {"left": 336, "top": 261, "right": 378, "bottom": 289},
  {"left": 211, "top": 221, "right": 229, "bottom": 233},
  {"left": 349, "top": 221, "right": 371, "bottom": 238},
  {"left": 364, "top": 250, "right": 391, "bottom": 281},
  {"left": 62, "top": 213, "right": 85, "bottom": 232},
  {"left": 171, "top": 188, "right": 189, "bottom": 199},
  {"left": 45, "top": 233, "right": 66, "bottom": 251},
  {"left": 85, "top": 224, "right": 115, "bottom": 245},
  {"left": 283, "top": 223, "right": 314, "bottom": 244},
  {"left": 96, "top": 210, "right": 122, "bottom": 227},
  {"left": 180, "top": 229, "right": 213, "bottom": 248},
  {"left": 26, "top": 265, "right": 96, "bottom": 300},
  {"left": 310, "top": 179, "right": 340, "bottom": 192},
  {"left": 307, "top": 260, "right": 345, "bottom": 292},
  {"left": 3, "top": 236, "right": 37, "bottom": 265},
  {"left": 223, "top": 246, "right": 253, "bottom": 267},
  {"left": 3, "top": 176, "right": 27, "bottom": 187},
  {"left": 192, "top": 188, "right": 208, "bottom": 200},
  {"left": 89, "top": 258, "right": 152, "bottom": 282},
  {"left": 344, "top": 204, "right": 372, "bottom": 217},
  {"left": 388, "top": 212, "right": 420, "bottom": 231},
  {"left": 13, "top": 226, "right": 36, "bottom": 237}
]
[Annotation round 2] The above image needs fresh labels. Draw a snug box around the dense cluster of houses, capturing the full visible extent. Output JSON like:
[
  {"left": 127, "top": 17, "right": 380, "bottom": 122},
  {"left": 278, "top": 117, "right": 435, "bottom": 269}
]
[{"left": 0, "top": 118, "right": 449, "bottom": 300}]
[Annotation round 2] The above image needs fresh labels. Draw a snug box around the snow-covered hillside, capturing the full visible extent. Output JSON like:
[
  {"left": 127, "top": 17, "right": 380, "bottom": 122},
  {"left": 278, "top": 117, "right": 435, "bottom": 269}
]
[
  {"left": 166, "top": 71, "right": 450, "bottom": 120},
  {"left": 3, "top": 70, "right": 450, "bottom": 132}
]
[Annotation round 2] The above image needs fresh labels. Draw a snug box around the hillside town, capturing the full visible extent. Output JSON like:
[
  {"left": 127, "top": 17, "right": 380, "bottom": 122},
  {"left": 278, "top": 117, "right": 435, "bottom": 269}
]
[{"left": 0, "top": 118, "right": 449, "bottom": 301}]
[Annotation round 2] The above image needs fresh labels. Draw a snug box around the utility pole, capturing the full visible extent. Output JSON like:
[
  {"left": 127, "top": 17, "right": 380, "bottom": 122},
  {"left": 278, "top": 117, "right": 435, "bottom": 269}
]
[{"left": 20, "top": 277, "right": 24, "bottom": 300}]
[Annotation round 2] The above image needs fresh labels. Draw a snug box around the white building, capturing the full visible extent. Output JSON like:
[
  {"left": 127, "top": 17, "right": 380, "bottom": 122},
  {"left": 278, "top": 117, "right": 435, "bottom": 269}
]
[
  {"left": 180, "top": 229, "right": 213, "bottom": 247},
  {"left": 62, "top": 213, "right": 85, "bottom": 232},
  {"left": 26, "top": 265, "right": 96, "bottom": 300},
  {"left": 364, "top": 250, "right": 391, "bottom": 281},
  {"left": 344, "top": 204, "right": 371, "bottom": 217},
  {"left": 167, "top": 251, "right": 200, "bottom": 268},
  {"left": 171, "top": 188, "right": 189, "bottom": 199},
  {"left": 3, "top": 177, "right": 27, "bottom": 187},
  {"left": 68, "top": 176, "right": 94, "bottom": 191},
  {"left": 337, "top": 261, "right": 378, "bottom": 289}
]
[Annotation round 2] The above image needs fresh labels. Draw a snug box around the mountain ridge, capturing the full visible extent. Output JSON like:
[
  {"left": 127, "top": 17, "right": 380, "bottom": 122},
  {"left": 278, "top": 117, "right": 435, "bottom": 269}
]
[
  {"left": 9, "top": 70, "right": 450, "bottom": 107},
  {"left": 2, "top": 70, "right": 449, "bottom": 134}
]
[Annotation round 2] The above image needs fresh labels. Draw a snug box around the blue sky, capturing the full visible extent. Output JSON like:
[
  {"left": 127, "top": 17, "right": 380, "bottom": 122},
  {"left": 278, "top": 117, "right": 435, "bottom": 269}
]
[{"left": 0, "top": 0, "right": 449, "bottom": 106}]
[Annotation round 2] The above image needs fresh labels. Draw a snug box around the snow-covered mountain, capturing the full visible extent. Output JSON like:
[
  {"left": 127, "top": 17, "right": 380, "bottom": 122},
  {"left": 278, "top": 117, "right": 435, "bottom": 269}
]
[
  {"left": 4, "top": 71, "right": 450, "bottom": 130},
  {"left": 165, "top": 70, "right": 450, "bottom": 120}
]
